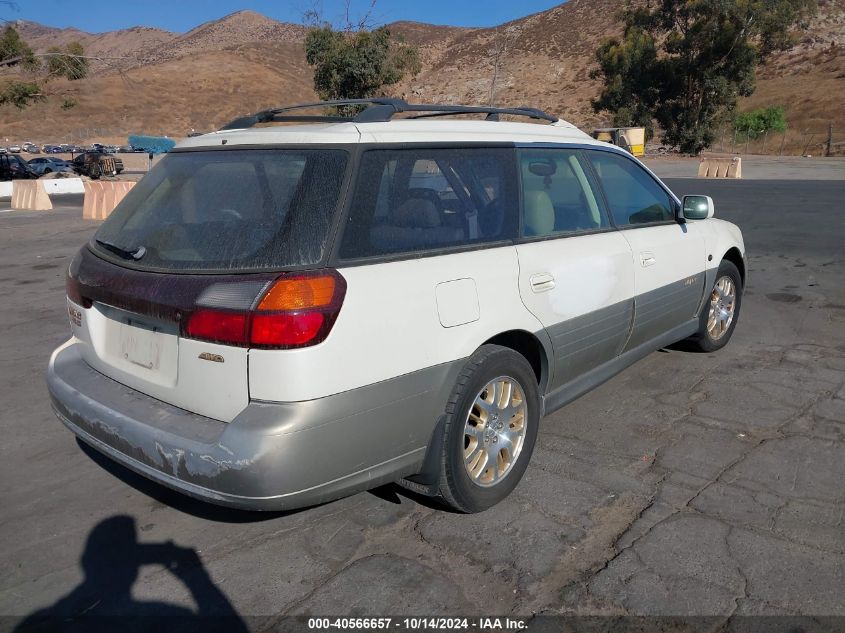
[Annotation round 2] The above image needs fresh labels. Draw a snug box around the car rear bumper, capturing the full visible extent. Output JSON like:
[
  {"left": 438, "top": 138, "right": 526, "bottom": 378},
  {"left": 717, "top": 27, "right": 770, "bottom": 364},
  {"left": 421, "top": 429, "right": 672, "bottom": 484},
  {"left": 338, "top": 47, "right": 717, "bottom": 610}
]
[{"left": 47, "top": 340, "right": 460, "bottom": 510}]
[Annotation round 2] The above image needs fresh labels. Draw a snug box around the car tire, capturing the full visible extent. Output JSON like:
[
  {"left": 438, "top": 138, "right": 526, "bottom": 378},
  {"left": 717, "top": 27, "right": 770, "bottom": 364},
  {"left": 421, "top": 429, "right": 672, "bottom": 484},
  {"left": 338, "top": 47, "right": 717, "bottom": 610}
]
[
  {"left": 44, "top": 168, "right": 52, "bottom": 174},
  {"left": 687, "top": 260, "right": 742, "bottom": 352},
  {"left": 89, "top": 165, "right": 101, "bottom": 180},
  {"left": 437, "top": 345, "right": 539, "bottom": 513}
]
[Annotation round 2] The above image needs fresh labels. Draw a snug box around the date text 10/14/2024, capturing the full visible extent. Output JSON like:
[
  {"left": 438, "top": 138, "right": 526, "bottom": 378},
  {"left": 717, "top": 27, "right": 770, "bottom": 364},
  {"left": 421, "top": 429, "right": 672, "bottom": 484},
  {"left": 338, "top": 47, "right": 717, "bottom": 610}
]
[{"left": 307, "top": 617, "right": 528, "bottom": 631}]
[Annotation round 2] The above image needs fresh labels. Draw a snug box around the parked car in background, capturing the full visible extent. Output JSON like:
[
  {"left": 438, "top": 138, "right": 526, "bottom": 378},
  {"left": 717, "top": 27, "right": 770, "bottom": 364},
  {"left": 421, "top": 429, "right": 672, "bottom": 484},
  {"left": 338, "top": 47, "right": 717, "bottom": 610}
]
[
  {"left": 71, "top": 151, "right": 123, "bottom": 178},
  {"left": 1, "top": 153, "right": 38, "bottom": 180},
  {"left": 22, "top": 142, "right": 40, "bottom": 154},
  {"left": 48, "top": 99, "right": 746, "bottom": 513},
  {"left": 8, "top": 145, "right": 21, "bottom": 153},
  {"left": 28, "top": 157, "right": 75, "bottom": 176},
  {"left": 42, "top": 145, "right": 62, "bottom": 154}
]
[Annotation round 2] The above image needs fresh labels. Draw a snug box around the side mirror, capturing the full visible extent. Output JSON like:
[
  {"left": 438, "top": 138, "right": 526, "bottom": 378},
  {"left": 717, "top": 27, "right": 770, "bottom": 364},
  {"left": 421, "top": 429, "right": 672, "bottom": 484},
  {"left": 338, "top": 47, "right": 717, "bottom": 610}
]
[{"left": 682, "top": 195, "right": 715, "bottom": 220}]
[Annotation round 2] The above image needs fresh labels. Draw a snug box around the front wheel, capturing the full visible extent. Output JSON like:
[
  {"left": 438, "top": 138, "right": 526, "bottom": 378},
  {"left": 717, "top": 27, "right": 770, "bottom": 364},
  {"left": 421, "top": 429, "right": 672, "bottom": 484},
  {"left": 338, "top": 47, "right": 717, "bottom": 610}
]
[
  {"left": 687, "top": 260, "right": 742, "bottom": 352},
  {"left": 437, "top": 345, "right": 540, "bottom": 513}
]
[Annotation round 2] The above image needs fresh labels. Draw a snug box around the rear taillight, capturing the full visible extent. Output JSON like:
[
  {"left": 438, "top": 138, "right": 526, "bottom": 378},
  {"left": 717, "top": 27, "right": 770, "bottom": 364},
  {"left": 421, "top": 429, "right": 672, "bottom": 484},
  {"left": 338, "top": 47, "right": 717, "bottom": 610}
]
[
  {"left": 66, "top": 267, "right": 91, "bottom": 308},
  {"left": 183, "top": 270, "right": 346, "bottom": 349},
  {"left": 250, "top": 312, "right": 325, "bottom": 347},
  {"left": 184, "top": 310, "right": 248, "bottom": 345}
]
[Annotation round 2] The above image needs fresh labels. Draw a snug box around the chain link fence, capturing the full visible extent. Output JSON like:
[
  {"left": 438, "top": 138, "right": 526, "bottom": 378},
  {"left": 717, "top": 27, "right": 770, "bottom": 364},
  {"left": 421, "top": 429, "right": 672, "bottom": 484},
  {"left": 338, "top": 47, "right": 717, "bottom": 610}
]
[
  {"left": 69, "top": 127, "right": 173, "bottom": 144},
  {"left": 714, "top": 124, "right": 843, "bottom": 157}
]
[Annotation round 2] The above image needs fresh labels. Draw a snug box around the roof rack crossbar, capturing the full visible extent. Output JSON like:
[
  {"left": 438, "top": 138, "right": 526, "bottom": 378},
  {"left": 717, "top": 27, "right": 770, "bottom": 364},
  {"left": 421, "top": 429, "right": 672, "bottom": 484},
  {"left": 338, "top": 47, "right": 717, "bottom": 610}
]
[
  {"left": 219, "top": 99, "right": 558, "bottom": 130},
  {"left": 396, "top": 104, "right": 557, "bottom": 123}
]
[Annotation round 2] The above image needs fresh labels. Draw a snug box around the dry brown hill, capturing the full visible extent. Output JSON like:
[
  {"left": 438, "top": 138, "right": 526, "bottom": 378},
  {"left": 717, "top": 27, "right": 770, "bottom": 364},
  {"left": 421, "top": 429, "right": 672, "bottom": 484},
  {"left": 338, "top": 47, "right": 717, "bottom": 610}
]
[
  {"left": 154, "top": 10, "right": 307, "bottom": 62},
  {"left": 388, "top": 21, "right": 473, "bottom": 47},
  {"left": 2, "top": 1, "right": 842, "bottom": 152},
  {"left": 0, "top": 41, "right": 316, "bottom": 142},
  {"left": 14, "top": 20, "right": 178, "bottom": 71},
  {"left": 742, "top": 0, "right": 845, "bottom": 152},
  {"left": 394, "top": 0, "right": 625, "bottom": 126}
]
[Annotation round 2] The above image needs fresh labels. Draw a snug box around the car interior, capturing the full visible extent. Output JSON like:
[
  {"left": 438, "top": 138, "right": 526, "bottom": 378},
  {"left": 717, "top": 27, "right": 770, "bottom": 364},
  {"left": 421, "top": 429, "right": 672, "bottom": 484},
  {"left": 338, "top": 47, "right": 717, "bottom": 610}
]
[{"left": 360, "top": 151, "right": 515, "bottom": 256}]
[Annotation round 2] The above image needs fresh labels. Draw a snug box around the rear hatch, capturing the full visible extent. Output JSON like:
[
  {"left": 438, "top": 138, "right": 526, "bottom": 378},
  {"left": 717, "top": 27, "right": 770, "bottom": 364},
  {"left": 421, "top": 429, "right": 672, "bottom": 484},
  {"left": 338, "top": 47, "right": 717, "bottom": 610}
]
[{"left": 68, "top": 147, "right": 349, "bottom": 422}]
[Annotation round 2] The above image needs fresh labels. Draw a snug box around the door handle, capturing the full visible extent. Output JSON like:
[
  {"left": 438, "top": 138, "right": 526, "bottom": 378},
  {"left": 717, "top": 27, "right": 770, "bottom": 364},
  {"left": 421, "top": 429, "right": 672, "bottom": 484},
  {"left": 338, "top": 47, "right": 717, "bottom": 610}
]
[
  {"left": 640, "top": 252, "right": 656, "bottom": 267},
  {"left": 530, "top": 273, "right": 556, "bottom": 292}
]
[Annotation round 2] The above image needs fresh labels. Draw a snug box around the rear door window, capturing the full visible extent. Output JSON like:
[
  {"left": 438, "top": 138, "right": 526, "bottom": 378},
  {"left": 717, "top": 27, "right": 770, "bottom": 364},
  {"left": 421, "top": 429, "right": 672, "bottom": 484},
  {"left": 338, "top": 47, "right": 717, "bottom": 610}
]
[
  {"left": 587, "top": 150, "right": 675, "bottom": 226},
  {"left": 92, "top": 149, "right": 348, "bottom": 272},
  {"left": 518, "top": 148, "right": 609, "bottom": 237},
  {"left": 339, "top": 148, "right": 518, "bottom": 259}
]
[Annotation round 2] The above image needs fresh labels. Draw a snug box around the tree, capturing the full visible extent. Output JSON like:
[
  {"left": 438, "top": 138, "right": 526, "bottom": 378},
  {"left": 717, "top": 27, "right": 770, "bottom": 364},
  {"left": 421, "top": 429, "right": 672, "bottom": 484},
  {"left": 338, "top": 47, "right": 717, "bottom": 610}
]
[
  {"left": 0, "top": 24, "right": 89, "bottom": 109},
  {"left": 0, "top": 25, "right": 42, "bottom": 108},
  {"left": 592, "top": 0, "right": 816, "bottom": 154},
  {"left": 304, "top": 25, "right": 420, "bottom": 105},
  {"left": 45, "top": 41, "right": 89, "bottom": 80},
  {"left": 591, "top": 26, "right": 661, "bottom": 139},
  {"left": 0, "top": 80, "right": 41, "bottom": 108},
  {"left": 0, "top": 25, "right": 35, "bottom": 69}
]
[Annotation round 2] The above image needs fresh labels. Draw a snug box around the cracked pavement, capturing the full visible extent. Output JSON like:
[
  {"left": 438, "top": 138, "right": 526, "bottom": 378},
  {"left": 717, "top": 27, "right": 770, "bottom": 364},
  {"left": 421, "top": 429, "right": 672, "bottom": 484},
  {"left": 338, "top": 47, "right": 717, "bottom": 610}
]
[{"left": 0, "top": 175, "right": 843, "bottom": 625}]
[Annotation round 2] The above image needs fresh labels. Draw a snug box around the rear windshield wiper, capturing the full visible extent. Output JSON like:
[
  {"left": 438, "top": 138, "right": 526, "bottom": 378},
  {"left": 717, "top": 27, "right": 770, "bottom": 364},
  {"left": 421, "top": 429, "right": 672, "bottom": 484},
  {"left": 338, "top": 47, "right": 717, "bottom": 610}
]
[{"left": 95, "top": 239, "right": 146, "bottom": 261}]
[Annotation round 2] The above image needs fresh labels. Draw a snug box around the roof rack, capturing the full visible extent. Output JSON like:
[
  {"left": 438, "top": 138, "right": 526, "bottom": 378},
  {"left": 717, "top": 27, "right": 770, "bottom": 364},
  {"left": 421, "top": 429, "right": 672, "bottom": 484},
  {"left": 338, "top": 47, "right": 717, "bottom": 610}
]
[{"left": 219, "top": 99, "right": 558, "bottom": 130}]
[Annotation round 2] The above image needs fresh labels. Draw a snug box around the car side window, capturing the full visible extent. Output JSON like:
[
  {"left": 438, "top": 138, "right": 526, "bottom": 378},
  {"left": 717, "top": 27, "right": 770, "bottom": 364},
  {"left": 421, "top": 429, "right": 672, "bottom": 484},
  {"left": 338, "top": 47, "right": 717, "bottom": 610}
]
[
  {"left": 339, "top": 148, "right": 518, "bottom": 259},
  {"left": 587, "top": 150, "right": 675, "bottom": 225},
  {"left": 8, "top": 155, "right": 28, "bottom": 176},
  {"left": 518, "top": 148, "right": 609, "bottom": 237}
]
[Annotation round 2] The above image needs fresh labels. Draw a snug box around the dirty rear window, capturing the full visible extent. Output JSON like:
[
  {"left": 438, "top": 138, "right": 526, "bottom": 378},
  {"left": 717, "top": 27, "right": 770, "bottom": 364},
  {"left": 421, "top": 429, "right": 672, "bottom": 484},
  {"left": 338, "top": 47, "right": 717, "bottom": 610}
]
[{"left": 91, "top": 149, "right": 348, "bottom": 272}]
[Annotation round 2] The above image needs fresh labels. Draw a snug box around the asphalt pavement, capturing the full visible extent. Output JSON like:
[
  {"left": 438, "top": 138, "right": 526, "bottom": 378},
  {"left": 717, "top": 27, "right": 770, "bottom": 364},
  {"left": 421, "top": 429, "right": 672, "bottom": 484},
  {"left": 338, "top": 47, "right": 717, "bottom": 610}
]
[{"left": 0, "top": 177, "right": 843, "bottom": 628}]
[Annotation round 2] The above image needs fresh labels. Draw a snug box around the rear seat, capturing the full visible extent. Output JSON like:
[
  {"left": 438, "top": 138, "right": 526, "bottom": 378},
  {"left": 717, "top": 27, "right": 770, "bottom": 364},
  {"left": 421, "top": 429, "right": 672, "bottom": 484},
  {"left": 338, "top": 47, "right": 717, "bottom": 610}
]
[{"left": 370, "top": 198, "right": 465, "bottom": 252}]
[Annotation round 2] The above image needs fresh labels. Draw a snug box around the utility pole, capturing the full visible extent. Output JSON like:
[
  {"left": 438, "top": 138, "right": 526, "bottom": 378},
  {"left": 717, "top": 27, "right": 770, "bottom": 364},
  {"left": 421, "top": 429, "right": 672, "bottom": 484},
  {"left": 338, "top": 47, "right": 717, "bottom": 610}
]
[{"left": 826, "top": 124, "right": 833, "bottom": 157}]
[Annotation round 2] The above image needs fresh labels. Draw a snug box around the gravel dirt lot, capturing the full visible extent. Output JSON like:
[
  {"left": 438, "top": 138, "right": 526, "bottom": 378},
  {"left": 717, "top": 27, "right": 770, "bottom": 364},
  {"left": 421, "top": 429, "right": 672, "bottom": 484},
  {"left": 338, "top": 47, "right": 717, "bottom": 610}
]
[{"left": 0, "top": 170, "right": 843, "bottom": 629}]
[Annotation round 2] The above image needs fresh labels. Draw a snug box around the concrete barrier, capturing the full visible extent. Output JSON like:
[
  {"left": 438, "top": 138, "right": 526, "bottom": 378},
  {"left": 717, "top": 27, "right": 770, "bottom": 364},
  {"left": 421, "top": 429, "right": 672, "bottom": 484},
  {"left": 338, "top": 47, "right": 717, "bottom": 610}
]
[
  {"left": 83, "top": 180, "right": 136, "bottom": 220},
  {"left": 698, "top": 156, "right": 742, "bottom": 178},
  {"left": 1, "top": 178, "right": 85, "bottom": 200},
  {"left": 11, "top": 180, "right": 53, "bottom": 211},
  {"left": 41, "top": 177, "right": 85, "bottom": 195}
]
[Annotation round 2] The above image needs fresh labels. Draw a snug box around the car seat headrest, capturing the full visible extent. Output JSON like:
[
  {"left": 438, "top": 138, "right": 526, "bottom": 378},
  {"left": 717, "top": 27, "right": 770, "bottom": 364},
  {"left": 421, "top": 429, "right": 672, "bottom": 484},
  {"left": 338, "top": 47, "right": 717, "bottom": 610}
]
[
  {"left": 523, "top": 190, "right": 555, "bottom": 236},
  {"left": 394, "top": 198, "right": 441, "bottom": 228}
]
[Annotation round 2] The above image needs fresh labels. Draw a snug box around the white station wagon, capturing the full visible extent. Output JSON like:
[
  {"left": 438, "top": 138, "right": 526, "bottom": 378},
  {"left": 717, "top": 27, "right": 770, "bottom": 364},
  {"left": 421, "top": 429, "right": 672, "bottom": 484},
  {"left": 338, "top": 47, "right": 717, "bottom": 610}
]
[{"left": 48, "top": 100, "right": 745, "bottom": 512}]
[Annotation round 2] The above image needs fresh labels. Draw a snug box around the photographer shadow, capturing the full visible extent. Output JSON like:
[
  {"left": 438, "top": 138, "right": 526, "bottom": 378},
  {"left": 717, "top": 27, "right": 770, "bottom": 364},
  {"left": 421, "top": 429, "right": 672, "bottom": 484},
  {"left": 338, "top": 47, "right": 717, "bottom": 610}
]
[{"left": 15, "top": 515, "right": 248, "bottom": 632}]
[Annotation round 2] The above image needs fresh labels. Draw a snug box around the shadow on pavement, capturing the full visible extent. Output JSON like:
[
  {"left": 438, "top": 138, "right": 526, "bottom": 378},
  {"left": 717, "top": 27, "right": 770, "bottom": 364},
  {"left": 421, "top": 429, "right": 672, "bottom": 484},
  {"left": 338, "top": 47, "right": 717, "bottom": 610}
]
[
  {"left": 374, "top": 483, "right": 462, "bottom": 513},
  {"left": 13, "top": 515, "right": 248, "bottom": 633}
]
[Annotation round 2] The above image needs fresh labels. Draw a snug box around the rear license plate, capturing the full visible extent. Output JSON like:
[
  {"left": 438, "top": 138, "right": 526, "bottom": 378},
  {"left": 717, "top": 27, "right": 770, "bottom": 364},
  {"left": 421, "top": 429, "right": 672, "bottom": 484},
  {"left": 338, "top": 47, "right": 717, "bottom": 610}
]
[{"left": 120, "top": 320, "right": 162, "bottom": 370}]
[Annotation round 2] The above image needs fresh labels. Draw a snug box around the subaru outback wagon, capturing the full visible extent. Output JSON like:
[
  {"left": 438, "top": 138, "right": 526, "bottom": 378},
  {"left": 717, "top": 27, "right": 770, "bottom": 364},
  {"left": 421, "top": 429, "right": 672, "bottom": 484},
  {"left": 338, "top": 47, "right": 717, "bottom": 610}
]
[{"left": 48, "top": 99, "right": 745, "bottom": 512}]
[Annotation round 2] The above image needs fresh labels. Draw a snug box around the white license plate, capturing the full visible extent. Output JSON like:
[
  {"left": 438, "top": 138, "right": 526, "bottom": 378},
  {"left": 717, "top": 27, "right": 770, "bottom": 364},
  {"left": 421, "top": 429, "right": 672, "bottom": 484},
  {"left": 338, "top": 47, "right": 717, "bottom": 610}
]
[{"left": 120, "top": 320, "right": 162, "bottom": 370}]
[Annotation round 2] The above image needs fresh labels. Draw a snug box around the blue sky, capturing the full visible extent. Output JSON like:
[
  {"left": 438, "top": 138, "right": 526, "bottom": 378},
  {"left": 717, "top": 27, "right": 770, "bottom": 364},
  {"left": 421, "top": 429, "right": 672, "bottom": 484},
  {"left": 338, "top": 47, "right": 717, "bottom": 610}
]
[{"left": 5, "top": 0, "right": 566, "bottom": 33}]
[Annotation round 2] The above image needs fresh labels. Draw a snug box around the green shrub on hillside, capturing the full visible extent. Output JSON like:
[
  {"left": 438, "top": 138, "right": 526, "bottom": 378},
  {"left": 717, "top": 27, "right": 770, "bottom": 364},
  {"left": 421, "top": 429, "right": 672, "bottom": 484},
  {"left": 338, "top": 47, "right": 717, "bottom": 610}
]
[{"left": 734, "top": 106, "right": 788, "bottom": 139}]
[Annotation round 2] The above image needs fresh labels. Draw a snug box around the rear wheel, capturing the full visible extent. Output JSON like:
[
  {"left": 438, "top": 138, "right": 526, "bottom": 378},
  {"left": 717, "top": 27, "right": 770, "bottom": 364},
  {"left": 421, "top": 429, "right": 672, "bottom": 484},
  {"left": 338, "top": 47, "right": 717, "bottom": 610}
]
[
  {"left": 437, "top": 345, "right": 539, "bottom": 513},
  {"left": 687, "top": 260, "right": 742, "bottom": 352},
  {"left": 89, "top": 164, "right": 101, "bottom": 180}
]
